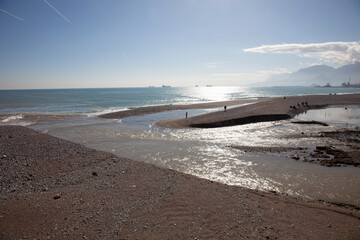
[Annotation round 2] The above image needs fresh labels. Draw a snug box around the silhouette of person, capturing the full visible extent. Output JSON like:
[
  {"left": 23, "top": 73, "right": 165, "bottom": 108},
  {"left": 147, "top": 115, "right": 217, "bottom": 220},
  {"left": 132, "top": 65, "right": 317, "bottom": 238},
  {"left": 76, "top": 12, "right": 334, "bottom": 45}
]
[{"left": 224, "top": 106, "right": 227, "bottom": 112}]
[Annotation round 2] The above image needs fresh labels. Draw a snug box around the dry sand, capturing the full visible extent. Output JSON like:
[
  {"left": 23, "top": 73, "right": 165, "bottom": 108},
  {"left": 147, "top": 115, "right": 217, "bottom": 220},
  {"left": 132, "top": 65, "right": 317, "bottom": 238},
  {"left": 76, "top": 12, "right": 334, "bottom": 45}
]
[{"left": 1, "top": 126, "right": 360, "bottom": 239}]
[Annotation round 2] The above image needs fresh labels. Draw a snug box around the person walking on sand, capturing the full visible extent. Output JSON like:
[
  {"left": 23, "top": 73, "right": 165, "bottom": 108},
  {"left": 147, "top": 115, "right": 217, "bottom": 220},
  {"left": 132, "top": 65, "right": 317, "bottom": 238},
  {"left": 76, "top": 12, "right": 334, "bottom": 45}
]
[
  {"left": 224, "top": 106, "right": 227, "bottom": 112},
  {"left": 185, "top": 112, "right": 188, "bottom": 118}
]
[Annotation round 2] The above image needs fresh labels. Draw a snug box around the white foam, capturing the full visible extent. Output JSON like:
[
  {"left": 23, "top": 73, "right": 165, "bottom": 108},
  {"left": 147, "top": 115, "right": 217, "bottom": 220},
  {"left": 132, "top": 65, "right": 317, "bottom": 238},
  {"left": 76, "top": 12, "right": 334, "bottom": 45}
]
[
  {"left": 1, "top": 114, "right": 24, "bottom": 123},
  {"left": 85, "top": 107, "right": 130, "bottom": 118},
  {"left": 0, "top": 114, "right": 34, "bottom": 126}
]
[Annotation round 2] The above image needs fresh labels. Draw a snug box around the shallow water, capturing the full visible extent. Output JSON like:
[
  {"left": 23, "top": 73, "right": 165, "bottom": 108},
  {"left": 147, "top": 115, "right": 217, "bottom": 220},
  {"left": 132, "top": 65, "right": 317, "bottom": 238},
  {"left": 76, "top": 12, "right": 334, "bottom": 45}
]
[
  {"left": 15, "top": 107, "right": 359, "bottom": 207},
  {"left": 294, "top": 106, "right": 360, "bottom": 128}
]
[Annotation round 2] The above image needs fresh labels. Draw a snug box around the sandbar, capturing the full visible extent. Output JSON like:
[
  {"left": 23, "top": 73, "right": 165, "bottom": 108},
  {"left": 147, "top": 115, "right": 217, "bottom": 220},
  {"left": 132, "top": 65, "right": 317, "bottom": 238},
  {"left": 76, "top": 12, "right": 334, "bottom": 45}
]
[
  {"left": 99, "top": 93, "right": 360, "bottom": 129},
  {"left": 156, "top": 93, "right": 360, "bottom": 128}
]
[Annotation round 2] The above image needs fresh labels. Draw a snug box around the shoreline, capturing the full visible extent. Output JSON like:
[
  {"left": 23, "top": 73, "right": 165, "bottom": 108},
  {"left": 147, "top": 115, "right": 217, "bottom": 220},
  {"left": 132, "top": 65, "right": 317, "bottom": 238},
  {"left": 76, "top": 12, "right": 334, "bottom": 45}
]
[
  {"left": 0, "top": 125, "right": 359, "bottom": 239},
  {"left": 100, "top": 98, "right": 259, "bottom": 119},
  {"left": 157, "top": 93, "right": 360, "bottom": 129},
  {"left": 99, "top": 93, "right": 360, "bottom": 129}
]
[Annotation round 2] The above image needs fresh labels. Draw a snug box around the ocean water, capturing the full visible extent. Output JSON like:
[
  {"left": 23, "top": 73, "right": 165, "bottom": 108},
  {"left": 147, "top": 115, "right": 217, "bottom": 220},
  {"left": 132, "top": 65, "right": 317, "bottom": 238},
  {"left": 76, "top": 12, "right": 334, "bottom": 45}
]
[
  {"left": 1, "top": 86, "right": 360, "bottom": 206},
  {"left": 1, "top": 86, "right": 359, "bottom": 114}
]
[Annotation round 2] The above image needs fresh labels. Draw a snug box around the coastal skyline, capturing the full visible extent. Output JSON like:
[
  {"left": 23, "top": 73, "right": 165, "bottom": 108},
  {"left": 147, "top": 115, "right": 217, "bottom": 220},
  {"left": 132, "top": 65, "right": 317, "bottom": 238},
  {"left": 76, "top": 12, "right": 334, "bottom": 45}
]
[{"left": 1, "top": 0, "right": 360, "bottom": 89}]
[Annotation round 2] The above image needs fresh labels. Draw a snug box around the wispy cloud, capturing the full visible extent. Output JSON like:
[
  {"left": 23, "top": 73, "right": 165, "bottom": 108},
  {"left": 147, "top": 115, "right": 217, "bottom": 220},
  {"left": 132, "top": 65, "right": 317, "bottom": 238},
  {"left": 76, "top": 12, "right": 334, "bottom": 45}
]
[
  {"left": 0, "top": 8, "right": 24, "bottom": 22},
  {"left": 244, "top": 41, "right": 360, "bottom": 65},
  {"left": 203, "top": 61, "right": 231, "bottom": 69},
  {"left": 43, "top": 0, "right": 72, "bottom": 25},
  {"left": 213, "top": 68, "right": 290, "bottom": 83}
]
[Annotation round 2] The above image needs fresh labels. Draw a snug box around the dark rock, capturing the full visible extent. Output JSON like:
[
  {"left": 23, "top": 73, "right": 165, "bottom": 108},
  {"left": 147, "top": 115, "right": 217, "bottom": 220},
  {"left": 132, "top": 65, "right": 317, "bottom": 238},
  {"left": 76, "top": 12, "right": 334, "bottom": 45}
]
[{"left": 316, "top": 146, "right": 327, "bottom": 151}]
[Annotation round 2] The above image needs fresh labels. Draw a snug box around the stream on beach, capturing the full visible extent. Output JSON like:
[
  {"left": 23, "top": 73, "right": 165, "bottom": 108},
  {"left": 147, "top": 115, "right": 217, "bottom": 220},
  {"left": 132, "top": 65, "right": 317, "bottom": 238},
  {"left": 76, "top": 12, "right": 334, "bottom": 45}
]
[{"left": 2, "top": 106, "right": 359, "bottom": 207}]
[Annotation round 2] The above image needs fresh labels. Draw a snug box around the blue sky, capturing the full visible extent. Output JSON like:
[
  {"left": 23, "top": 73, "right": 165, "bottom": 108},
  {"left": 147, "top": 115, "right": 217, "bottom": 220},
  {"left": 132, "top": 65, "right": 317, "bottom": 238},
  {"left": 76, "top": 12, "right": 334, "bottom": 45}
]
[{"left": 1, "top": 0, "right": 360, "bottom": 89}]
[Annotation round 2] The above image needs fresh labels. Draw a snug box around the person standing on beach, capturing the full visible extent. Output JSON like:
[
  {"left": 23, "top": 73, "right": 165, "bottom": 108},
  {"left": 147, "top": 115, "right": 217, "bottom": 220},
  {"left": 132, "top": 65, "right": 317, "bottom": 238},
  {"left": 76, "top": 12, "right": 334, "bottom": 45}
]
[
  {"left": 224, "top": 106, "right": 227, "bottom": 112},
  {"left": 185, "top": 112, "right": 188, "bottom": 118}
]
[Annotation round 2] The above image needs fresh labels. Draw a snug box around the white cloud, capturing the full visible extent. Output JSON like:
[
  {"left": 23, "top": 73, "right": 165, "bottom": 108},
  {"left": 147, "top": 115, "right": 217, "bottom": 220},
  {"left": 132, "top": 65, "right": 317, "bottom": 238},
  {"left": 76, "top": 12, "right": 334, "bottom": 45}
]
[{"left": 244, "top": 41, "right": 360, "bottom": 65}]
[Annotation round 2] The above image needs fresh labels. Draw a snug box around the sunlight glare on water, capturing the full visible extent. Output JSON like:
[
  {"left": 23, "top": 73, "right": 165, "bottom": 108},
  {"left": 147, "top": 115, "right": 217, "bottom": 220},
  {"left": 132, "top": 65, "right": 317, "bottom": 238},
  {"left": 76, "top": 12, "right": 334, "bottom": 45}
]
[{"left": 26, "top": 106, "right": 360, "bottom": 206}]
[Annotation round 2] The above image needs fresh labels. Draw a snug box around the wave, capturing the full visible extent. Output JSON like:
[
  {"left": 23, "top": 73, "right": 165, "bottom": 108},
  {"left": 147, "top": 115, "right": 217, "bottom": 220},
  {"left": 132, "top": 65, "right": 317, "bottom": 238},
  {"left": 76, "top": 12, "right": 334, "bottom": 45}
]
[
  {"left": 1, "top": 114, "right": 24, "bottom": 123},
  {"left": 0, "top": 114, "right": 35, "bottom": 126},
  {"left": 85, "top": 107, "right": 130, "bottom": 118}
]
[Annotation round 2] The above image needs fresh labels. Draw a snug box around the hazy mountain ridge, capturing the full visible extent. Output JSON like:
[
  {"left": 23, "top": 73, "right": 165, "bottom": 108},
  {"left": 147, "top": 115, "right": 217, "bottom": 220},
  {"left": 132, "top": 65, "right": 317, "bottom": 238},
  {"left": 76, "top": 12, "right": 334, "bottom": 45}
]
[{"left": 262, "top": 62, "right": 360, "bottom": 86}]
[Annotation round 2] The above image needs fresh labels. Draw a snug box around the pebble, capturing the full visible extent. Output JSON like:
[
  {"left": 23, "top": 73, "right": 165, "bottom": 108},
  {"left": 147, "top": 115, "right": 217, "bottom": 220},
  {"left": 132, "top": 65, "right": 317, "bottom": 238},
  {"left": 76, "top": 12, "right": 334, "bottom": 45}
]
[
  {"left": 53, "top": 194, "right": 62, "bottom": 200},
  {"left": 316, "top": 146, "right": 327, "bottom": 151}
]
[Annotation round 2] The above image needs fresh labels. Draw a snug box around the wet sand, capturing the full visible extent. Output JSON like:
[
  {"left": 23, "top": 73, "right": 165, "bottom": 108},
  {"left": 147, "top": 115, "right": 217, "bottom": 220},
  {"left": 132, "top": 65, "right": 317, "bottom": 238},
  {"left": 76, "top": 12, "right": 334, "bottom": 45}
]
[
  {"left": 100, "top": 98, "right": 258, "bottom": 119},
  {"left": 155, "top": 93, "right": 360, "bottom": 129},
  {"left": 100, "top": 94, "right": 360, "bottom": 129},
  {"left": 1, "top": 126, "right": 360, "bottom": 239}
]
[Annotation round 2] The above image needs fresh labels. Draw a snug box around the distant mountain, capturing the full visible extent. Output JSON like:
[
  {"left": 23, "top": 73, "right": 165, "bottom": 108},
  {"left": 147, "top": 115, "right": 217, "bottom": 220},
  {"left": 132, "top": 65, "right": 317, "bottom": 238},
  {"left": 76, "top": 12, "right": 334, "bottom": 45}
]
[{"left": 261, "top": 62, "right": 360, "bottom": 86}]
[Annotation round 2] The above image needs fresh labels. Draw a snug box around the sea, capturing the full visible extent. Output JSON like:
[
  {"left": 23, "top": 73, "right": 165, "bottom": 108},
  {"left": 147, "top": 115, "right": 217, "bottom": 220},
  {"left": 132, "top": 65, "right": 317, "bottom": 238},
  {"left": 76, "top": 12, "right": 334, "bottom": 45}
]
[{"left": 1, "top": 86, "right": 360, "bottom": 206}]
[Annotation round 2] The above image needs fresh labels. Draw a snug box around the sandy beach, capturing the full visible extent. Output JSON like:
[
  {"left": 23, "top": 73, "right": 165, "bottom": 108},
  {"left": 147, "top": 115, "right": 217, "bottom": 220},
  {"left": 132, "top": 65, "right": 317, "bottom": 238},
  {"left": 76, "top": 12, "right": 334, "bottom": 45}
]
[{"left": 1, "top": 125, "right": 360, "bottom": 239}]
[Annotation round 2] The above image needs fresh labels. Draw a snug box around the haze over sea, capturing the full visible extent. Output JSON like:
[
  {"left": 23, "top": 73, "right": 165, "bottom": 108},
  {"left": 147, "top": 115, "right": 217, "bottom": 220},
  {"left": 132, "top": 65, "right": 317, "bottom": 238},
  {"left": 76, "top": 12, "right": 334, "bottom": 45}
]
[{"left": 1, "top": 86, "right": 360, "bottom": 207}]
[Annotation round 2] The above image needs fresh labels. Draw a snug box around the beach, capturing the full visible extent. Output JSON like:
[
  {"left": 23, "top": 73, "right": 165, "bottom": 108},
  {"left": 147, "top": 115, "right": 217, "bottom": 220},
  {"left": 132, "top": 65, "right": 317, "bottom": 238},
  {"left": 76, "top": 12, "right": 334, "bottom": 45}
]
[
  {"left": 1, "top": 93, "right": 360, "bottom": 239},
  {"left": 1, "top": 125, "right": 360, "bottom": 239},
  {"left": 0, "top": 94, "right": 360, "bottom": 239}
]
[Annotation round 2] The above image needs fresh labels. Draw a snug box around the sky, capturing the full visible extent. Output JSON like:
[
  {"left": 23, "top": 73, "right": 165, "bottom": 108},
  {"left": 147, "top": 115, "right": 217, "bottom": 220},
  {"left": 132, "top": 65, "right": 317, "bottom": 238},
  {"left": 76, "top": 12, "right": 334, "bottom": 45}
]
[{"left": 0, "top": 0, "right": 360, "bottom": 89}]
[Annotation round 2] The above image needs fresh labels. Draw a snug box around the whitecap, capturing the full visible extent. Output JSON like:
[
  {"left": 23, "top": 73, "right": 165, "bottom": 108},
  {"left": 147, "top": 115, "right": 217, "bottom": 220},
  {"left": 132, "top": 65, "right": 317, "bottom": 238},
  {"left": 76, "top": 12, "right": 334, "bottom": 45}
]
[
  {"left": 85, "top": 107, "right": 130, "bottom": 118},
  {"left": 1, "top": 114, "right": 24, "bottom": 123},
  {"left": 0, "top": 114, "right": 35, "bottom": 126}
]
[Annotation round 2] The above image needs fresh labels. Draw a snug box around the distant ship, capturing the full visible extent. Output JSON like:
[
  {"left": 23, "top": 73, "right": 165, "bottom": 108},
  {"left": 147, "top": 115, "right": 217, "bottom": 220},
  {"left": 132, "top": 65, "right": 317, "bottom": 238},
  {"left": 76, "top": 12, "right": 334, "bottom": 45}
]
[
  {"left": 148, "top": 86, "right": 156, "bottom": 88},
  {"left": 206, "top": 85, "right": 213, "bottom": 87},
  {"left": 162, "top": 85, "right": 171, "bottom": 88}
]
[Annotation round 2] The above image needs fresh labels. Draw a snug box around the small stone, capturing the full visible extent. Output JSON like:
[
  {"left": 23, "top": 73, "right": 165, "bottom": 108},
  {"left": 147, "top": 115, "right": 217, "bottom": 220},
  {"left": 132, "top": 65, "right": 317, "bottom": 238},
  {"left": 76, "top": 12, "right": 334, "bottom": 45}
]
[
  {"left": 316, "top": 146, "right": 327, "bottom": 151},
  {"left": 92, "top": 171, "right": 98, "bottom": 176},
  {"left": 292, "top": 155, "right": 300, "bottom": 160},
  {"left": 53, "top": 194, "right": 62, "bottom": 200}
]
